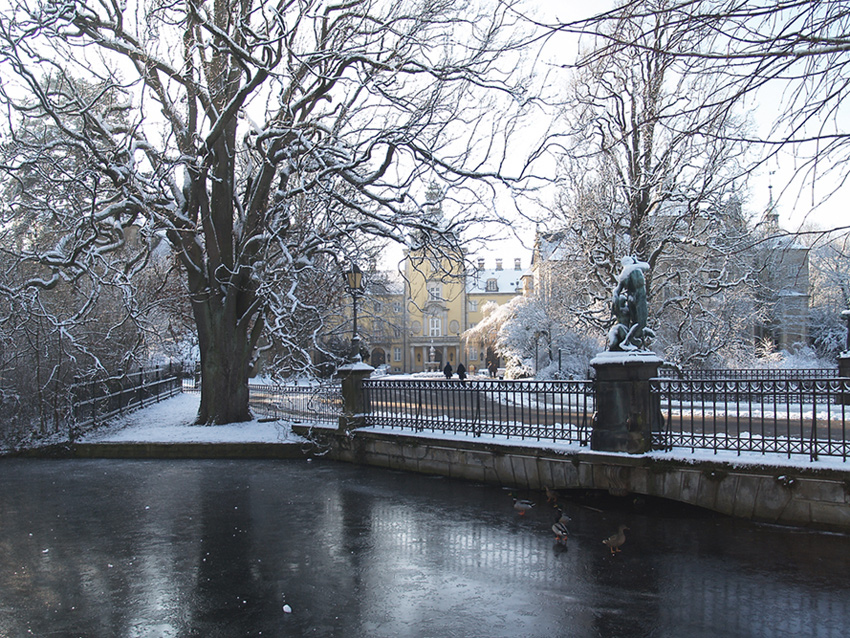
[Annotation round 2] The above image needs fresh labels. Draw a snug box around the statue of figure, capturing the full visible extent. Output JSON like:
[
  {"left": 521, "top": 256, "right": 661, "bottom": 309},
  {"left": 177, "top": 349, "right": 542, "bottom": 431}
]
[{"left": 607, "top": 256, "right": 655, "bottom": 351}]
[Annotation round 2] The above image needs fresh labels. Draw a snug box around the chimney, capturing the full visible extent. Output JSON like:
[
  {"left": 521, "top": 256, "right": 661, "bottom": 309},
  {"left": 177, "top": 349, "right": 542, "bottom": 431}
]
[
  {"left": 477, "top": 257, "right": 485, "bottom": 269},
  {"left": 495, "top": 258, "right": 503, "bottom": 271},
  {"left": 514, "top": 258, "right": 521, "bottom": 270}
]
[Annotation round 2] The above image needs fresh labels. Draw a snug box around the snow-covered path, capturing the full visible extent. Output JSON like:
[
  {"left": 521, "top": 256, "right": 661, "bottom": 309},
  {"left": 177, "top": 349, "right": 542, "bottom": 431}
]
[{"left": 79, "top": 393, "right": 301, "bottom": 444}]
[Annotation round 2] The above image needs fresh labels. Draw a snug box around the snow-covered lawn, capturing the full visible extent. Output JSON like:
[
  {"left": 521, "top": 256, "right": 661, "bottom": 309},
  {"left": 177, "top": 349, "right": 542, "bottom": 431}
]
[{"left": 79, "top": 393, "right": 302, "bottom": 444}]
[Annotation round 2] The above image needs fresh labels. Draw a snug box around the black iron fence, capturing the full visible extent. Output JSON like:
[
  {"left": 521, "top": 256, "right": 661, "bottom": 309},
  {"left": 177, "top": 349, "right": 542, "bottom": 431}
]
[
  {"left": 183, "top": 379, "right": 343, "bottom": 426},
  {"left": 363, "top": 378, "right": 594, "bottom": 444},
  {"left": 360, "top": 368, "right": 850, "bottom": 462},
  {"left": 248, "top": 382, "right": 342, "bottom": 425},
  {"left": 651, "top": 376, "right": 850, "bottom": 461},
  {"left": 71, "top": 365, "right": 183, "bottom": 439},
  {"left": 658, "top": 367, "right": 841, "bottom": 381}
]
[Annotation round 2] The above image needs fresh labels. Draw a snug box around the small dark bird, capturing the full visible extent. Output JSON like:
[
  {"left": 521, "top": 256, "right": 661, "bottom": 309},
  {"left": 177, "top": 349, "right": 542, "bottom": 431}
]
[
  {"left": 603, "top": 525, "right": 629, "bottom": 555},
  {"left": 545, "top": 486, "right": 559, "bottom": 504}
]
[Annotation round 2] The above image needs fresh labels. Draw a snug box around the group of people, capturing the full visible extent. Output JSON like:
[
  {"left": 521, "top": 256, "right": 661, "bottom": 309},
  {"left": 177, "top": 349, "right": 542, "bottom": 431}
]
[
  {"left": 442, "top": 362, "right": 467, "bottom": 384},
  {"left": 441, "top": 360, "right": 500, "bottom": 384}
]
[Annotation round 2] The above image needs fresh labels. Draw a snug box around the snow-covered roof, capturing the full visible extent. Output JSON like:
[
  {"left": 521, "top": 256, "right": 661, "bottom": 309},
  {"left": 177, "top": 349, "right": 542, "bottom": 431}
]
[{"left": 466, "top": 266, "right": 526, "bottom": 294}]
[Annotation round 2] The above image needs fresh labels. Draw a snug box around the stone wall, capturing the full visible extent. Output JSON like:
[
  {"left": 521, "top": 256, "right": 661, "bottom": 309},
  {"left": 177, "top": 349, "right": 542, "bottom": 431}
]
[{"left": 320, "top": 428, "right": 850, "bottom": 532}]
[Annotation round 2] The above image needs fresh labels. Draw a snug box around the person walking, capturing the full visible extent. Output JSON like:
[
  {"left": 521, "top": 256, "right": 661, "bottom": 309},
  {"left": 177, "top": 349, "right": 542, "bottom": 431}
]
[
  {"left": 443, "top": 362, "right": 453, "bottom": 379},
  {"left": 456, "top": 362, "right": 467, "bottom": 386}
]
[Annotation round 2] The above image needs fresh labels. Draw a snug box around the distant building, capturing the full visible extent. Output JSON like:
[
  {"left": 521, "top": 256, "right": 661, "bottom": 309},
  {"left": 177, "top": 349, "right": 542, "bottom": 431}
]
[
  {"left": 753, "top": 205, "right": 810, "bottom": 350},
  {"left": 350, "top": 251, "right": 527, "bottom": 374},
  {"left": 529, "top": 193, "right": 811, "bottom": 357}
]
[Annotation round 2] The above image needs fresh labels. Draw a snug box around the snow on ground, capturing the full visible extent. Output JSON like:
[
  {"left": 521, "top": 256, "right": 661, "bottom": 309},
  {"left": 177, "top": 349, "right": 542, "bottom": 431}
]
[
  {"left": 79, "top": 393, "right": 302, "bottom": 444},
  {"left": 78, "top": 390, "right": 850, "bottom": 472}
]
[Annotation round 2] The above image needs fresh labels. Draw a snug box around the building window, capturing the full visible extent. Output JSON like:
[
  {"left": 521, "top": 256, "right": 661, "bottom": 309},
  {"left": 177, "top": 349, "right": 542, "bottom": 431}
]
[
  {"left": 468, "top": 299, "right": 478, "bottom": 312},
  {"left": 373, "top": 300, "right": 383, "bottom": 313},
  {"left": 486, "top": 279, "right": 498, "bottom": 292},
  {"left": 393, "top": 347, "right": 402, "bottom": 362},
  {"left": 428, "top": 283, "right": 442, "bottom": 301},
  {"left": 429, "top": 316, "right": 442, "bottom": 337},
  {"left": 469, "top": 346, "right": 479, "bottom": 361},
  {"left": 393, "top": 326, "right": 402, "bottom": 338},
  {"left": 392, "top": 302, "right": 402, "bottom": 313}
]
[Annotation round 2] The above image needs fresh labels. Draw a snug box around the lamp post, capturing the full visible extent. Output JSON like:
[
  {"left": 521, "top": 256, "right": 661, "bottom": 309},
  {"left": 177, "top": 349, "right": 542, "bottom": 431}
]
[{"left": 344, "top": 263, "right": 365, "bottom": 362}]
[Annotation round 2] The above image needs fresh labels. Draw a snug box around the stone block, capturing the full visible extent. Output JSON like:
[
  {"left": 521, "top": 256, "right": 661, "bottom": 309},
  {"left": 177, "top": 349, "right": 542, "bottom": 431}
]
[
  {"left": 679, "top": 470, "right": 701, "bottom": 504},
  {"left": 660, "top": 471, "right": 683, "bottom": 501},
  {"left": 752, "top": 482, "right": 792, "bottom": 522},
  {"left": 427, "top": 446, "right": 459, "bottom": 468},
  {"left": 537, "top": 458, "right": 556, "bottom": 489},
  {"left": 521, "top": 456, "right": 541, "bottom": 488},
  {"left": 731, "top": 475, "right": 762, "bottom": 518},
  {"left": 492, "top": 455, "right": 516, "bottom": 486},
  {"left": 794, "top": 478, "right": 845, "bottom": 504},
  {"left": 628, "top": 466, "right": 650, "bottom": 495},
  {"left": 775, "top": 498, "right": 811, "bottom": 527},
  {"left": 809, "top": 501, "right": 850, "bottom": 529},
  {"left": 714, "top": 475, "right": 739, "bottom": 516},
  {"left": 695, "top": 475, "right": 720, "bottom": 511},
  {"left": 417, "top": 458, "right": 451, "bottom": 477},
  {"left": 401, "top": 443, "right": 429, "bottom": 462},
  {"left": 577, "top": 461, "right": 594, "bottom": 487}
]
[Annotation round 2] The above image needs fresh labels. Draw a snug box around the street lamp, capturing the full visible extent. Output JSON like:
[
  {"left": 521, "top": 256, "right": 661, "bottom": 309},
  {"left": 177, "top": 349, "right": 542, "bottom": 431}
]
[{"left": 344, "top": 263, "right": 365, "bottom": 362}]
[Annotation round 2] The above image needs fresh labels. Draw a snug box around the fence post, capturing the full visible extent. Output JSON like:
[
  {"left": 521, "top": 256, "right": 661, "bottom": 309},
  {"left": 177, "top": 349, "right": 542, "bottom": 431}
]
[
  {"left": 336, "top": 362, "right": 374, "bottom": 432},
  {"left": 590, "top": 351, "right": 663, "bottom": 454},
  {"left": 838, "top": 354, "right": 850, "bottom": 406}
]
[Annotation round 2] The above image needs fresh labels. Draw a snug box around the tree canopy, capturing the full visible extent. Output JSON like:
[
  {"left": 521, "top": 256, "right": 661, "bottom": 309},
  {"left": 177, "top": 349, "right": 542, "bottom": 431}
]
[{"left": 0, "top": 0, "right": 538, "bottom": 423}]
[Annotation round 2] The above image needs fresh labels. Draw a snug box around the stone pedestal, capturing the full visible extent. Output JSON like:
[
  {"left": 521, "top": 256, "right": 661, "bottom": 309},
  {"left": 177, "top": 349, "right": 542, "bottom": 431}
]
[
  {"left": 336, "top": 362, "right": 374, "bottom": 432},
  {"left": 839, "top": 354, "right": 850, "bottom": 378},
  {"left": 590, "top": 351, "right": 663, "bottom": 454},
  {"left": 838, "top": 354, "right": 850, "bottom": 406}
]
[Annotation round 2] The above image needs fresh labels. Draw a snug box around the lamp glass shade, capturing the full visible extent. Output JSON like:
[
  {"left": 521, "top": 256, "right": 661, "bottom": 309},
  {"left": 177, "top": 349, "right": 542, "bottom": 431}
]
[{"left": 346, "top": 264, "right": 363, "bottom": 291}]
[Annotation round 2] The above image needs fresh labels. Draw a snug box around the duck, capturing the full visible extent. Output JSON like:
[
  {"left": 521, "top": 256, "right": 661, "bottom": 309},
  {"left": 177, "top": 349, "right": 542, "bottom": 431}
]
[
  {"left": 552, "top": 521, "right": 569, "bottom": 545},
  {"left": 555, "top": 507, "right": 571, "bottom": 526},
  {"left": 545, "top": 486, "right": 559, "bottom": 504},
  {"left": 552, "top": 512, "right": 570, "bottom": 545},
  {"left": 603, "top": 525, "right": 629, "bottom": 555},
  {"left": 513, "top": 498, "right": 535, "bottom": 516}
]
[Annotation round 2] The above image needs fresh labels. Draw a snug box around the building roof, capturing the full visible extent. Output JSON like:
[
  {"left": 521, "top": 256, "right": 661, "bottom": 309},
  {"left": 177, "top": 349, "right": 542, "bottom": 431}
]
[{"left": 466, "top": 266, "right": 526, "bottom": 295}]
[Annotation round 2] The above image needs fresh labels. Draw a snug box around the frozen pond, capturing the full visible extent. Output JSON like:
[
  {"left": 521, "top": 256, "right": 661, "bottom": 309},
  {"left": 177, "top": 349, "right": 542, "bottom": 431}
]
[{"left": 1, "top": 458, "right": 849, "bottom": 637}]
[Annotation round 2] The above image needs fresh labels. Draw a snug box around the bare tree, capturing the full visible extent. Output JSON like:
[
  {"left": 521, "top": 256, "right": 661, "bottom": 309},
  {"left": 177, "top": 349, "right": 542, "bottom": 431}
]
[
  {"left": 552, "top": 0, "right": 850, "bottom": 225},
  {"left": 0, "top": 0, "right": 534, "bottom": 423},
  {"left": 538, "top": 3, "right": 757, "bottom": 365},
  {"left": 807, "top": 234, "right": 850, "bottom": 358}
]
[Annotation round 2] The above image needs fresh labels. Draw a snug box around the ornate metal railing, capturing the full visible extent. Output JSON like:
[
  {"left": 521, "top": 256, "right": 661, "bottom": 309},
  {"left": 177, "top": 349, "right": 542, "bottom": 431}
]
[
  {"left": 651, "top": 377, "right": 850, "bottom": 460},
  {"left": 247, "top": 382, "right": 342, "bottom": 426},
  {"left": 657, "top": 367, "right": 840, "bottom": 381},
  {"left": 362, "top": 378, "right": 594, "bottom": 444}
]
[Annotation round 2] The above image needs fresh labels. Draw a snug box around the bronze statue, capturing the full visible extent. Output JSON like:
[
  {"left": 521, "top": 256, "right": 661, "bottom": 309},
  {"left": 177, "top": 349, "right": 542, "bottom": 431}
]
[{"left": 607, "top": 256, "right": 655, "bottom": 351}]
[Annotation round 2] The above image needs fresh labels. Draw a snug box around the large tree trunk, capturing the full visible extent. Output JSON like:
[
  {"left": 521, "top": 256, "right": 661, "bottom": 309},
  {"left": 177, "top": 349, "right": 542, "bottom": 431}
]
[{"left": 194, "top": 295, "right": 254, "bottom": 425}]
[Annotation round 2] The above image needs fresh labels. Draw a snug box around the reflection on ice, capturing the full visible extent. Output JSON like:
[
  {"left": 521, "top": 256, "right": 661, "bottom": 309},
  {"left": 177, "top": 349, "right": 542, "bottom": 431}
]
[{"left": 1, "top": 459, "right": 849, "bottom": 638}]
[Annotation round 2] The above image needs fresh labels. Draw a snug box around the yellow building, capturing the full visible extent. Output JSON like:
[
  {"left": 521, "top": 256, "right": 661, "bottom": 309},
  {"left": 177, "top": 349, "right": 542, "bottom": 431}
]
[{"left": 360, "top": 252, "right": 528, "bottom": 374}]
